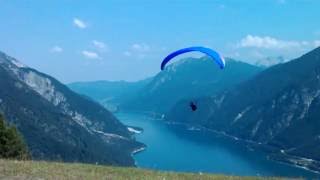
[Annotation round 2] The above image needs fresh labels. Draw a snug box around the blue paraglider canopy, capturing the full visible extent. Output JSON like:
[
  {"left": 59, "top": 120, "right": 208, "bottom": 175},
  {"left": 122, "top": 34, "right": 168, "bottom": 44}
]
[{"left": 160, "top": 46, "right": 225, "bottom": 70}]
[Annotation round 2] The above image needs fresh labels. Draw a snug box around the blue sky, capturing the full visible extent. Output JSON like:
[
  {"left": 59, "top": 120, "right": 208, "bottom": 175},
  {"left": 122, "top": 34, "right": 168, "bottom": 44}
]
[{"left": 1, "top": 0, "right": 320, "bottom": 83}]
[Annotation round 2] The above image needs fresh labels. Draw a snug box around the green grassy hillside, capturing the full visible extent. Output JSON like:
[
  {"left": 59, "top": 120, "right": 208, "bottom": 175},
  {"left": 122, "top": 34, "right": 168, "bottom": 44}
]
[{"left": 0, "top": 159, "right": 283, "bottom": 180}]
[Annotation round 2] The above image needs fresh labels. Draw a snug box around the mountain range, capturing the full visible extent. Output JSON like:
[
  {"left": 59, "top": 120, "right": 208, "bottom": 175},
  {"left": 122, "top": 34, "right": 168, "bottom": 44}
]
[
  {"left": 28, "top": 47, "right": 320, "bottom": 172},
  {"left": 166, "top": 47, "right": 320, "bottom": 171},
  {"left": 120, "top": 57, "right": 263, "bottom": 114},
  {"left": 70, "top": 57, "right": 263, "bottom": 116},
  {"left": 0, "top": 51, "right": 144, "bottom": 166}
]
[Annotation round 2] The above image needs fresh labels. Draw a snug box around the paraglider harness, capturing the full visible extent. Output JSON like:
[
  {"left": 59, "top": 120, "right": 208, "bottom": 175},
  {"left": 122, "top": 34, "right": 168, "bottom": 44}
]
[
  {"left": 190, "top": 102, "right": 197, "bottom": 111},
  {"left": 160, "top": 46, "right": 225, "bottom": 113}
]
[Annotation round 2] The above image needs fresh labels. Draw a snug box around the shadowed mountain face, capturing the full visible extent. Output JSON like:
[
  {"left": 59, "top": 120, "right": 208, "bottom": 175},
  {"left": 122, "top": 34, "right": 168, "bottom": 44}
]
[
  {"left": 0, "top": 51, "right": 143, "bottom": 166},
  {"left": 120, "top": 57, "right": 263, "bottom": 114},
  {"left": 167, "top": 47, "right": 320, "bottom": 167}
]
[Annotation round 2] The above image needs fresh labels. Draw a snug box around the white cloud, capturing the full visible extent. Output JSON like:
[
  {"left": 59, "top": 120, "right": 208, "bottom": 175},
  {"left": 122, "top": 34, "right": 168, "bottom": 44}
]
[
  {"left": 50, "top": 46, "right": 63, "bottom": 53},
  {"left": 255, "top": 56, "right": 286, "bottom": 67},
  {"left": 232, "top": 35, "right": 320, "bottom": 66},
  {"left": 131, "top": 43, "right": 150, "bottom": 52},
  {"left": 237, "top": 35, "right": 320, "bottom": 50},
  {"left": 92, "top": 40, "right": 109, "bottom": 52},
  {"left": 123, "top": 43, "right": 151, "bottom": 58},
  {"left": 250, "top": 51, "right": 265, "bottom": 59},
  {"left": 238, "top": 35, "right": 302, "bottom": 49},
  {"left": 82, "top": 50, "right": 100, "bottom": 59},
  {"left": 73, "top": 18, "right": 87, "bottom": 29},
  {"left": 92, "top": 40, "right": 106, "bottom": 49},
  {"left": 314, "top": 40, "right": 320, "bottom": 48}
]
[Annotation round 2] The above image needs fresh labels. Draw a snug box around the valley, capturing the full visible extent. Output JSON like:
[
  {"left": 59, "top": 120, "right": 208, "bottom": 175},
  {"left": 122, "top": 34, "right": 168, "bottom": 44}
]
[{"left": 69, "top": 48, "right": 320, "bottom": 178}]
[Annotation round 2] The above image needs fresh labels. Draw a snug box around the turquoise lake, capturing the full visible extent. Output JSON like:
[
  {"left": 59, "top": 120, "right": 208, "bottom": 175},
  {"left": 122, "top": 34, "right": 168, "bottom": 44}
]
[{"left": 116, "top": 113, "right": 319, "bottom": 179}]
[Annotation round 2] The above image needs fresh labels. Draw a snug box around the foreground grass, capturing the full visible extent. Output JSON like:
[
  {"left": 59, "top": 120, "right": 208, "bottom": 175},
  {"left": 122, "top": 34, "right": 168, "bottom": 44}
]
[{"left": 0, "top": 159, "right": 286, "bottom": 180}]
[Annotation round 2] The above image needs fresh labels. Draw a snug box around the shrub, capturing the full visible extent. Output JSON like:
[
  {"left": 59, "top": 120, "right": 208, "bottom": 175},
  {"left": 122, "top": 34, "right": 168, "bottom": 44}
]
[{"left": 0, "top": 114, "right": 30, "bottom": 160}]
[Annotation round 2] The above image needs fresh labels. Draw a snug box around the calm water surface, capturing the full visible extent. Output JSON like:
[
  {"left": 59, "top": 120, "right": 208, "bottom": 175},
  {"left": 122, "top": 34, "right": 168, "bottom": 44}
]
[{"left": 116, "top": 113, "right": 319, "bottom": 178}]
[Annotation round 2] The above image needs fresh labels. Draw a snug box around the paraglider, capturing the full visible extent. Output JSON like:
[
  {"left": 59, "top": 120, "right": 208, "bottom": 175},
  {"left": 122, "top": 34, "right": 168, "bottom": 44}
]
[
  {"left": 161, "top": 46, "right": 225, "bottom": 112},
  {"left": 160, "top": 46, "right": 225, "bottom": 70},
  {"left": 190, "top": 102, "right": 197, "bottom": 111}
]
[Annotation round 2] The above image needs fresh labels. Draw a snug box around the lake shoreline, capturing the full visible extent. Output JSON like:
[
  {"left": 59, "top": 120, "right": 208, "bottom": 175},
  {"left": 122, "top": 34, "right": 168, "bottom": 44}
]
[
  {"left": 116, "top": 112, "right": 319, "bottom": 178},
  {"left": 166, "top": 121, "right": 320, "bottom": 175}
]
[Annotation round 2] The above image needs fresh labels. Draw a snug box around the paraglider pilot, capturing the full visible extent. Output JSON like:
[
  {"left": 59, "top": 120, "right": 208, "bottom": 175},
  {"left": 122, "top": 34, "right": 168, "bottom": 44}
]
[
  {"left": 190, "top": 102, "right": 197, "bottom": 111},
  {"left": 160, "top": 46, "right": 225, "bottom": 113}
]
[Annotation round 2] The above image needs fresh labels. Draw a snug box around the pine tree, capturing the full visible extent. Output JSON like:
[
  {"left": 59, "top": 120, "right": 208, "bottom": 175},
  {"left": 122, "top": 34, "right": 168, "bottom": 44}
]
[{"left": 0, "top": 114, "right": 30, "bottom": 160}]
